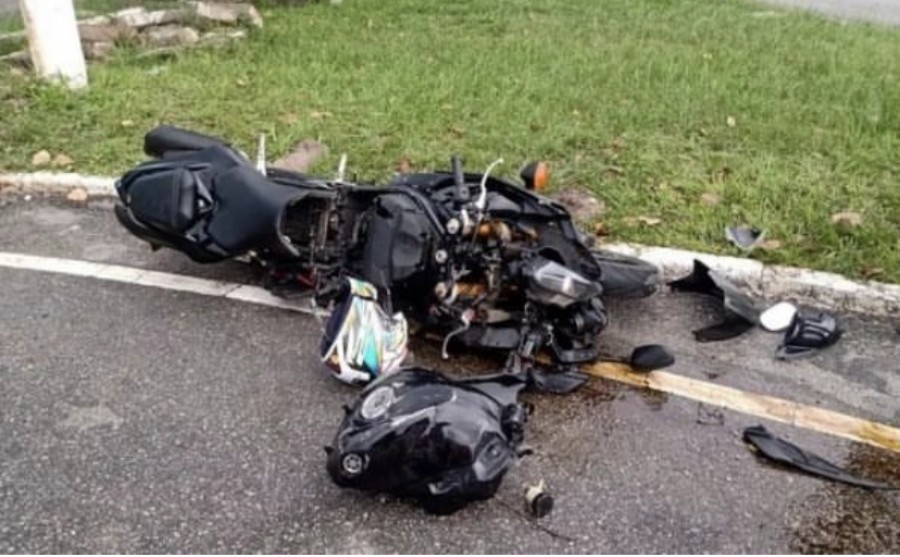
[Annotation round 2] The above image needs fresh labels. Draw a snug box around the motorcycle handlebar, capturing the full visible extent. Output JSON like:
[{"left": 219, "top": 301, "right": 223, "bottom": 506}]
[{"left": 450, "top": 155, "right": 469, "bottom": 203}]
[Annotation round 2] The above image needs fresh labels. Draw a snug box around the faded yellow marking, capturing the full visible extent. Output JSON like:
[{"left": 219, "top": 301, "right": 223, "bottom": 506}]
[{"left": 581, "top": 361, "right": 900, "bottom": 453}]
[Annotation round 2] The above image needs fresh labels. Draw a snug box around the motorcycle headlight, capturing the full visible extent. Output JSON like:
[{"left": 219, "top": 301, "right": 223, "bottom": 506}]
[
  {"left": 525, "top": 258, "right": 601, "bottom": 307},
  {"left": 360, "top": 386, "right": 395, "bottom": 420}
]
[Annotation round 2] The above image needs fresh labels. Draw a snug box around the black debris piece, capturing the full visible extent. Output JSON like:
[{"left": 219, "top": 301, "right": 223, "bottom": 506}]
[
  {"left": 725, "top": 226, "right": 765, "bottom": 251},
  {"left": 742, "top": 425, "right": 897, "bottom": 490},
  {"left": 668, "top": 260, "right": 759, "bottom": 342},
  {"left": 776, "top": 311, "right": 843, "bottom": 360},
  {"left": 524, "top": 480, "right": 554, "bottom": 518}
]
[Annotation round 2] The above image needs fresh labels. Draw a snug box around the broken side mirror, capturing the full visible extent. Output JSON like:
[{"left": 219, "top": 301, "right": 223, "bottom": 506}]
[{"left": 629, "top": 344, "right": 675, "bottom": 371}]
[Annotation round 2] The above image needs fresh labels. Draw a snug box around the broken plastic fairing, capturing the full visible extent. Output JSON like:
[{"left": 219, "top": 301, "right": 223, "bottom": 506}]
[
  {"left": 668, "top": 260, "right": 759, "bottom": 342},
  {"left": 775, "top": 311, "right": 842, "bottom": 360}
]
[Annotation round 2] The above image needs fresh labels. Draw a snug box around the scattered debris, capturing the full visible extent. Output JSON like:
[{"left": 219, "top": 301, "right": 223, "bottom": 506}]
[
  {"left": 725, "top": 225, "right": 765, "bottom": 251},
  {"left": 31, "top": 150, "right": 52, "bottom": 167},
  {"left": 726, "top": 116, "right": 737, "bottom": 128},
  {"left": 524, "top": 480, "right": 554, "bottom": 518},
  {"left": 776, "top": 311, "right": 842, "bottom": 360},
  {"left": 629, "top": 344, "right": 675, "bottom": 372},
  {"left": 759, "top": 301, "right": 798, "bottom": 333},
  {"left": 668, "top": 259, "right": 759, "bottom": 342},
  {"left": 743, "top": 425, "right": 897, "bottom": 490}
]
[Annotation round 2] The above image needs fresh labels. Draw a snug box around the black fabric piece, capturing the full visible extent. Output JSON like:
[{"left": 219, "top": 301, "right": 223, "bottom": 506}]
[
  {"left": 742, "top": 425, "right": 897, "bottom": 490},
  {"left": 669, "top": 260, "right": 759, "bottom": 342},
  {"left": 776, "top": 311, "right": 843, "bottom": 360}
]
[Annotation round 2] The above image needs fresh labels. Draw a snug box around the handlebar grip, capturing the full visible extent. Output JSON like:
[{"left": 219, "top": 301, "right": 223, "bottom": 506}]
[
  {"left": 451, "top": 155, "right": 469, "bottom": 202},
  {"left": 144, "top": 125, "right": 231, "bottom": 158}
]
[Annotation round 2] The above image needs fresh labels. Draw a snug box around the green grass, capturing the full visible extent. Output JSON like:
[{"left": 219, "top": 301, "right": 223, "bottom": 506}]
[{"left": 1, "top": 0, "right": 898, "bottom": 281}]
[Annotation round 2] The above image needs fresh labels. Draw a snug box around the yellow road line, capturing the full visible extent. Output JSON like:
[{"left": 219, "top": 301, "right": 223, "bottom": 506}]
[{"left": 582, "top": 360, "right": 900, "bottom": 453}]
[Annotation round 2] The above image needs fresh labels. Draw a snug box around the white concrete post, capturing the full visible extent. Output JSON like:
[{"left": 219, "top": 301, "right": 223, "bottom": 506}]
[{"left": 18, "top": 0, "right": 88, "bottom": 89}]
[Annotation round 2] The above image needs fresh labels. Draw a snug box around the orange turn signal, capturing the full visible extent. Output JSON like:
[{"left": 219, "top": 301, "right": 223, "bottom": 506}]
[
  {"left": 533, "top": 162, "right": 549, "bottom": 191},
  {"left": 520, "top": 161, "right": 550, "bottom": 191}
]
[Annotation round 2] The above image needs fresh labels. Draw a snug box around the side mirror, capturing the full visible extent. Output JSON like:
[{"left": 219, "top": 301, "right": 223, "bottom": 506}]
[
  {"left": 629, "top": 344, "right": 675, "bottom": 372},
  {"left": 520, "top": 161, "right": 550, "bottom": 191}
]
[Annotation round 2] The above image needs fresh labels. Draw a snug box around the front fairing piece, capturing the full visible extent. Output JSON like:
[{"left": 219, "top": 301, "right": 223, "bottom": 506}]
[{"left": 326, "top": 368, "right": 526, "bottom": 514}]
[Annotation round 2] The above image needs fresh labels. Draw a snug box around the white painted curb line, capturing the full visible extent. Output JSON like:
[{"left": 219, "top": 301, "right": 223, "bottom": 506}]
[
  {"left": 600, "top": 244, "right": 900, "bottom": 316},
  {"left": 2, "top": 171, "right": 898, "bottom": 316},
  {"left": 0, "top": 251, "right": 326, "bottom": 316}
]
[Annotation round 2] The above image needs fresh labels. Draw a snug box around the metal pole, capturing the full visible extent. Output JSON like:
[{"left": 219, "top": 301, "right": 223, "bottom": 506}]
[{"left": 18, "top": 0, "right": 88, "bottom": 89}]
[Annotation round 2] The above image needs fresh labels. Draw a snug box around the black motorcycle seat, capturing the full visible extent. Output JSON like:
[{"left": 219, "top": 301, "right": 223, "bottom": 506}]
[
  {"left": 126, "top": 166, "right": 198, "bottom": 233},
  {"left": 208, "top": 165, "right": 309, "bottom": 257}
]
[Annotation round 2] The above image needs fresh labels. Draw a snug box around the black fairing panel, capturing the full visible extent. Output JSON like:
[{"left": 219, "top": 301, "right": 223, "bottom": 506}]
[{"left": 360, "top": 194, "right": 435, "bottom": 291}]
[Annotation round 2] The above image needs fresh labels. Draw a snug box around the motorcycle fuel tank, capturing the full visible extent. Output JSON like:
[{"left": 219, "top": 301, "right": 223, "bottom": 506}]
[{"left": 326, "top": 368, "right": 527, "bottom": 514}]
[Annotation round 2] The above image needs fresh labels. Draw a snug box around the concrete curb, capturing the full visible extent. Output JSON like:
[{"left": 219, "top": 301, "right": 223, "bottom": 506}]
[
  {"left": 600, "top": 244, "right": 899, "bottom": 316},
  {"left": 0, "top": 172, "right": 116, "bottom": 197},
  {"left": 2, "top": 171, "right": 898, "bottom": 316}
]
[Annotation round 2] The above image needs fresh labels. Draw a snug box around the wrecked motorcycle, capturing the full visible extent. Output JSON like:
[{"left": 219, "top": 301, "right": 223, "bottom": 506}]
[{"left": 114, "top": 126, "right": 661, "bottom": 377}]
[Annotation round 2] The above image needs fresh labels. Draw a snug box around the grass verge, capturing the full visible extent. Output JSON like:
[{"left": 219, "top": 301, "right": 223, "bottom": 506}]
[{"left": 1, "top": 0, "right": 898, "bottom": 281}]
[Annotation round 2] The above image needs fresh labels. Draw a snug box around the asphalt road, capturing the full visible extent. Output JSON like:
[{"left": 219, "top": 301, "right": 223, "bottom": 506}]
[{"left": 0, "top": 196, "right": 897, "bottom": 553}]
